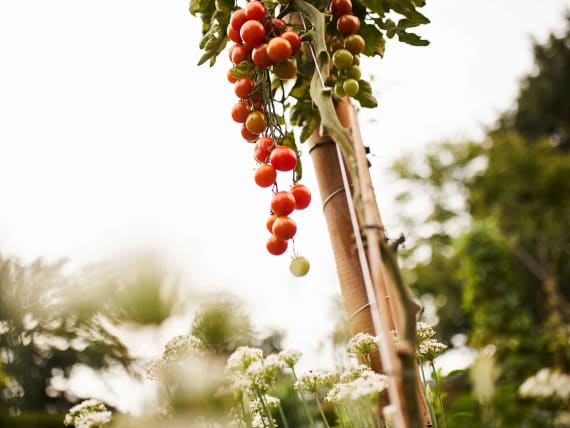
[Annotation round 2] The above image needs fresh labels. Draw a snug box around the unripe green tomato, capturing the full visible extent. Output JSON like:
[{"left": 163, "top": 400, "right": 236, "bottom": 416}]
[
  {"left": 334, "top": 80, "right": 346, "bottom": 97},
  {"left": 273, "top": 59, "right": 297, "bottom": 80},
  {"left": 344, "top": 34, "right": 366, "bottom": 55},
  {"left": 290, "top": 256, "right": 310, "bottom": 277},
  {"left": 332, "top": 48, "right": 353, "bottom": 70},
  {"left": 343, "top": 78, "right": 359, "bottom": 97},
  {"left": 352, "top": 55, "right": 360, "bottom": 66},
  {"left": 347, "top": 65, "right": 361, "bottom": 80}
]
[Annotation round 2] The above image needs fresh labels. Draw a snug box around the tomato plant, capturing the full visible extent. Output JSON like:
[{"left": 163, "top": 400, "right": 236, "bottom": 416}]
[
  {"left": 231, "top": 102, "right": 251, "bottom": 123},
  {"left": 240, "top": 20, "right": 266, "bottom": 46},
  {"left": 254, "top": 136, "right": 274, "bottom": 163},
  {"left": 252, "top": 44, "right": 273, "bottom": 68},
  {"left": 245, "top": 1, "right": 266, "bottom": 21},
  {"left": 267, "top": 37, "right": 292, "bottom": 63},
  {"left": 290, "top": 183, "right": 311, "bottom": 210},
  {"left": 266, "top": 235, "right": 288, "bottom": 255},
  {"left": 330, "top": 0, "right": 352, "bottom": 17},
  {"left": 246, "top": 111, "right": 267, "bottom": 134},
  {"left": 337, "top": 14, "right": 360, "bottom": 35},
  {"left": 234, "top": 77, "right": 255, "bottom": 99},
  {"left": 269, "top": 146, "right": 297, "bottom": 171},
  {"left": 289, "top": 256, "right": 310, "bottom": 277},
  {"left": 273, "top": 59, "right": 297, "bottom": 80}
]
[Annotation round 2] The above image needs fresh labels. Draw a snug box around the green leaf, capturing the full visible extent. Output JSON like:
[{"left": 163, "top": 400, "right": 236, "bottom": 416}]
[
  {"left": 300, "top": 114, "right": 319, "bottom": 143},
  {"left": 353, "top": 80, "right": 378, "bottom": 108},
  {"left": 359, "top": 23, "right": 386, "bottom": 57},
  {"left": 189, "top": 0, "right": 215, "bottom": 16},
  {"left": 396, "top": 30, "right": 429, "bottom": 46}
]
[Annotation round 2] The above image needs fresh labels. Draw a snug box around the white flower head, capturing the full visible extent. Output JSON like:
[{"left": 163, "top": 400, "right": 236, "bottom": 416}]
[
  {"left": 279, "top": 349, "right": 302, "bottom": 368},
  {"left": 225, "top": 346, "right": 264, "bottom": 375},
  {"left": 416, "top": 322, "right": 436, "bottom": 343},
  {"left": 347, "top": 332, "right": 378, "bottom": 357},
  {"left": 519, "top": 368, "right": 570, "bottom": 401},
  {"left": 417, "top": 338, "right": 447, "bottom": 361},
  {"left": 64, "top": 399, "right": 112, "bottom": 428},
  {"left": 294, "top": 371, "right": 337, "bottom": 394},
  {"left": 162, "top": 334, "right": 206, "bottom": 361},
  {"left": 326, "top": 367, "right": 388, "bottom": 404}
]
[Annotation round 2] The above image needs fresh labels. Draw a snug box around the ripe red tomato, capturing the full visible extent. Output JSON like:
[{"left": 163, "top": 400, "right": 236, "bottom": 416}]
[
  {"left": 245, "top": 1, "right": 266, "bottom": 21},
  {"left": 290, "top": 183, "right": 311, "bottom": 210},
  {"left": 337, "top": 14, "right": 360, "bottom": 35},
  {"left": 272, "top": 216, "right": 297, "bottom": 240},
  {"left": 241, "top": 124, "right": 259, "bottom": 141},
  {"left": 330, "top": 0, "right": 352, "bottom": 17},
  {"left": 240, "top": 20, "right": 266, "bottom": 47},
  {"left": 266, "top": 235, "right": 288, "bottom": 255},
  {"left": 231, "top": 101, "right": 252, "bottom": 123},
  {"left": 252, "top": 43, "right": 274, "bottom": 68},
  {"left": 271, "top": 191, "right": 296, "bottom": 216},
  {"left": 266, "top": 213, "right": 278, "bottom": 233},
  {"left": 265, "top": 18, "right": 287, "bottom": 36},
  {"left": 231, "top": 44, "right": 252, "bottom": 65},
  {"left": 280, "top": 31, "right": 301, "bottom": 56},
  {"left": 254, "top": 163, "right": 277, "bottom": 188},
  {"left": 273, "top": 59, "right": 297, "bottom": 80},
  {"left": 267, "top": 37, "right": 292, "bottom": 62},
  {"left": 227, "top": 69, "right": 237, "bottom": 84},
  {"left": 230, "top": 9, "right": 247, "bottom": 32},
  {"left": 246, "top": 111, "right": 267, "bottom": 134},
  {"left": 234, "top": 77, "right": 255, "bottom": 99},
  {"left": 269, "top": 145, "right": 297, "bottom": 171},
  {"left": 227, "top": 24, "right": 241, "bottom": 43},
  {"left": 254, "top": 136, "right": 274, "bottom": 162}
]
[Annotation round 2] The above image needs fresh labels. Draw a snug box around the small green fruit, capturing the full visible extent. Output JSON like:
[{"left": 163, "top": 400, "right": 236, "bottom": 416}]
[
  {"left": 290, "top": 256, "right": 310, "bottom": 277},
  {"left": 343, "top": 78, "right": 359, "bottom": 97}
]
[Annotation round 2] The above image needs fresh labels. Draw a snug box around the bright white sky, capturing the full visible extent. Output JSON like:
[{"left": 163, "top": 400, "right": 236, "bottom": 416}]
[{"left": 0, "top": 0, "right": 569, "bottom": 410}]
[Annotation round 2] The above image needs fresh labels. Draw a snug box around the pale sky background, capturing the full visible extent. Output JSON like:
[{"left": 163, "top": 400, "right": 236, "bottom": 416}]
[{"left": 1, "top": 0, "right": 569, "bottom": 413}]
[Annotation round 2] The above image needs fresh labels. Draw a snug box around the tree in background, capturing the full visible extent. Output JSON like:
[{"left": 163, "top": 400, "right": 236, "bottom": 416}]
[{"left": 392, "top": 15, "right": 570, "bottom": 428}]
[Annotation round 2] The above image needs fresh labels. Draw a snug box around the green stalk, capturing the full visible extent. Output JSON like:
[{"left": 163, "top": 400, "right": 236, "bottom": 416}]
[
  {"left": 315, "top": 391, "right": 331, "bottom": 428},
  {"left": 419, "top": 361, "right": 438, "bottom": 428},
  {"left": 430, "top": 361, "right": 447, "bottom": 428},
  {"left": 277, "top": 402, "right": 290, "bottom": 428},
  {"left": 254, "top": 388, "right": 273, "bottom": 428},
  {"left": 291, "top": 368, "right": 317, "bottom": 427}
]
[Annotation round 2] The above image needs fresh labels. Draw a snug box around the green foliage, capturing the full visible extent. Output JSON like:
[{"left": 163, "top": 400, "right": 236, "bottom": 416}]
[
  {"left": 0, "top": 257, "right": 133, "bottom": 424},
  {"left": 392, "top": 15, "right": 570, "bottom": 428}
]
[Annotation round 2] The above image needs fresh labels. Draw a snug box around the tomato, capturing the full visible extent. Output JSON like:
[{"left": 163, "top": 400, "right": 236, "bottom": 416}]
[
  {"left": 266, "top": 235, "right": 288, "bottom": 255},
  {"left": 337, "top": 14, "right": 360, "bottom": 35},
  {"left": 246, "top": 111, "right": 267, "bottom": 134},
  {"left": 252, "top": 43, "right": 274, "bottom": 68},
  {"left": 227, "top": 69, "right": 237, "bottom": 84},
  {"left": 230, "top": 9, "right": 247, "bottom": 32},
  {"left": 231, "top": 44, "right": 252, "bottom": 65},
  {"left": 272, "top": 216, "right": 297, "bottom": 240},
  {"left": 273, "top": 59, "right": 297, "bottom": 80},
  {"left": 330, "top": 0, "right": 352, "bottom": 17},
  {"left": 227, "top": 24, "right": 241, "bottom": 43},
  {"left": 234, "top": 77, "right": 255, "bottom": 99},
  {"left": 245, "top": 1, "right": 266, "bottom": 21},
  {"left": 290, "top": 256, "right": 310, "bottom": 276},
  {"left": 231, "top": 101, "right": 252, "bottom": 123},
  {"left": 290, "top": 183, "right": 311, "bottom": 210},
  {"left": 271, "top": 191, "right": 296, "bottom": 216},
  {"left": 241, "top": 124, "right": 259, "bottom": 141},
  {"left": 254, "top": 163, "right": 277, "bottom": 188},
  {"left": 270, "top": 145, "right": 297, "bottom": 171},
  {"left": 240, "top": 20, "right": 266, "bottom": 46},
  {"left": 265, "top": 18, "right": 287, "bottom": 36},
  {"left": 332, "top": 48, "right": 353, "bottom": 70},
  {"left": 280, "top": 31, "right": 301, "bottom": 55},
  {"left": 344, "top": 34, "right": 365, "bottom": 55},
  {"left": 343, "top": 78, "right": 359, "bottom": 96},
  {"left": 267, "top": 37, "right": 292, "bottom": 62},
  {"left": 347, "top": 65, "right": 361, "bottom": 80},
  {"left": 330, "top": 37, "right": 343, "bottom": 52},
  {"left": 266, "top": 213, "right": 278, "bottom": 233},
  {"left": 254, "top": 136, "right": 274, "bottom": 162}
]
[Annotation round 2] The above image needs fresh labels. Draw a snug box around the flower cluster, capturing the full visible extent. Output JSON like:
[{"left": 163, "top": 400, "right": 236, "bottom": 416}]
[
  {"left": 146, "top": 334, "right": 206, "bottom": 380},
  {"left": 326, "top": 365, "right": 389, "bottom": 404},
  {"left": 63, "top": 399, "right": 112, "bottom": 428},
  {"left": 346, "top": 332, "right": 378, "bottom": 357},
  {"left": 519, "top": 368, "right": 570, "bottom": 401},
  {"left": 294, "top": 370, "right": 337, "bottom": 394},
  {"left": 416, "top": 322, "right": 447, "bottom": 361}
]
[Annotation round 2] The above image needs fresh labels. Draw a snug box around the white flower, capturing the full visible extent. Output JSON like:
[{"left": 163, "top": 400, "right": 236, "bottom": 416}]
[
  {"left": 146, "top": 334, "right": 206, "bottom": 380},
  {"left": 251, "top": 412, "right": 277, "bottom": 428},
  {"left": 325, "top": 367, "right": 388, "bottom": 404},
  {"left": 347, "top": 332, "right": 378, "bottom": 357},
  {"left": 225, "top": 346, "right": 264, "bottom": 375},
  {"left": 519, "top": 368, "right": 570, "bottom": 401},
  {"left": 294, "top": 371, "right": 337, "bottom": 394},
  {"left": 64, "top": 399, "right": 112, "bottom": 427},
  {"left": 417, "top": 338, "right": 447, "bottom": 361},
  {"left": 416, "top": 322, "right": 436, "bottom": 343},
  {"left": 279, "top": 349, "right": 302, "bottom": 368},
  {"left": 250, "top": 394, "right": 280, "bottom": 413}
]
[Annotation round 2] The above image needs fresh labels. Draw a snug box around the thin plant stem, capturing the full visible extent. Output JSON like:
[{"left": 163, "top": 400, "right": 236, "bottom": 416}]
[
  {"left": 254, "top": 388, "right": 274, "bottom": 428},
  {"left": 334, "top": 404, "right": 347, "bottom": 428},
  {"left": 277, "top": 402, "right": 290, "bottom": 428},
  {"left": 315, "top": 392, "right": 331, "bottom": 428},
  {"left": 420, "top": 360, "right": 439, "bottom": 428},
  {"left": 291, "top": 369, "right": 317, "bottom": 427},
  {"left": 430, "top": 361, "right": 447, "bottom": 428}
]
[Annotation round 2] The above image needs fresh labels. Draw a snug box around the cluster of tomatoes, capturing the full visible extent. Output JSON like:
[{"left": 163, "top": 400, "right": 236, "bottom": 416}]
[
  {"left": 328, "top": 0, "right": 366, "bottom": 97},
  {"left": 227, "top": 1, "right": 311, "bottom": 276}
]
